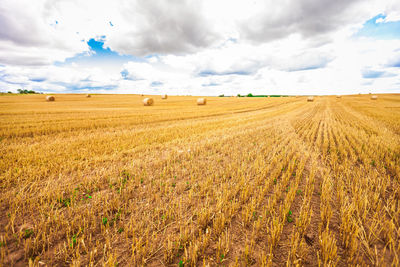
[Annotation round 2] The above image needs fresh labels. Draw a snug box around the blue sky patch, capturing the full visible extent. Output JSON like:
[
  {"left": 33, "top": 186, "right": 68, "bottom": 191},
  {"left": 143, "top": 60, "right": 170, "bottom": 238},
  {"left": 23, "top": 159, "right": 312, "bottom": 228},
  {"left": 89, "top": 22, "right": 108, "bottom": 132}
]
[
  {"left": 150, "top": 81, "right": 163, "bottom": 87},
  {"left": 202, "top": 82, "right": 220, "bottom": 87},
  {"left": 51, "top": 81, "right": 118, "bottom": 91},
  {"left": 30, "top": 77, "right": 46, "bottom": 82},
  {"left": 387, "top": 55, "right": 400, "bottom": 68},
  {"left": 120, "top": 69, "right": 129, "bottom": 79},
  {"left": 355, "top": 14, "right": 400, "bottom": 40},
  {"left": 198, "top": 70, "right": 252, "bottom": 77},
  {"left": 392, "top": 61, "right": 400, "bottom": 68},
  {"left": 362, "top": 69, "right": 396, "bottom": 79},
  {"left": 287, "top": 64, "right": 325, "bottom": 72},
  {"left": 120, "top": 69, "right": 144, "bottom": 81},
  {"left": 3, "top": 79, "right": 27, "bottom": 85},
  {"left": 56, "top": 38, "right": 142, "bottom": 66},
  {"left": 86, "top": 38, "right": 130, "bottom": 59},
  {"left": 0, "top": 72, "right": 27, "bottom": 85}
]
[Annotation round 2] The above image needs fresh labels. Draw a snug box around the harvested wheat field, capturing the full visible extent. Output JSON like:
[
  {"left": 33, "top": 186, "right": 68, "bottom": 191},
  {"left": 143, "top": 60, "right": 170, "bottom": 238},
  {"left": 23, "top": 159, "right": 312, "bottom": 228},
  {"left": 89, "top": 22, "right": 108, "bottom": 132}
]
[{"left": 1, "top": 94, "right": 399, "bottom": 266}]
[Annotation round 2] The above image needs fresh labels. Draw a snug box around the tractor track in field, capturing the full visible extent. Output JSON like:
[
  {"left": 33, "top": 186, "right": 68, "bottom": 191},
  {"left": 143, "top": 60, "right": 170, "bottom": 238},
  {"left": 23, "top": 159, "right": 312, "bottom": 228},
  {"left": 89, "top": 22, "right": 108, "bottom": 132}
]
[{"left": 1, "top": 95, "right": 399, "bottom": 266}]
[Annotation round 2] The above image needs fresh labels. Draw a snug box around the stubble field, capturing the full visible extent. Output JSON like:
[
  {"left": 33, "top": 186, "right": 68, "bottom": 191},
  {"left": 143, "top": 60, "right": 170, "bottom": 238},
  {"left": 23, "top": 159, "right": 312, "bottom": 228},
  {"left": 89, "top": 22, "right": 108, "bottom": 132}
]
[{"left": 0, "top": 94, "right": 399, "bottom": 266}]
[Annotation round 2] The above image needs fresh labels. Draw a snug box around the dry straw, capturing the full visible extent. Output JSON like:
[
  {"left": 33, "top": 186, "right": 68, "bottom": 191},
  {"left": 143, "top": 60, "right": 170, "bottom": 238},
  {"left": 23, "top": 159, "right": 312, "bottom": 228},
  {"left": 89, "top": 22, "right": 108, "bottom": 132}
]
[
  {"left": 307, "top": 96, "right": 314, "bottom": 102},
  {"left": 197, "top": 98, "right": 207, "bottom": 105},
  {"left": 161, "top": 94, "right": 168, "bottom": 99},
  {"left": 46, "top": 95, "right": 55, "bottom": 101},
  {"left": 336, "top": 95, "right": 342, "bottom": 98},
  {"left": 371, "top": 95, "right": 378, "bottom": 100},
  {"left": 143, "top": 98, "right": 154, "bottom": 106}
]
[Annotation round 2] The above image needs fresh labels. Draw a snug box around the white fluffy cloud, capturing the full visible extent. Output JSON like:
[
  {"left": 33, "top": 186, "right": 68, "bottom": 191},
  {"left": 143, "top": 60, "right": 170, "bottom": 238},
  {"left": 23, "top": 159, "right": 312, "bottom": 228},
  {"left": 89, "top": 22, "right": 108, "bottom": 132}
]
[{"left": 0, "top": 0, "right": 400, "bottom": 95}]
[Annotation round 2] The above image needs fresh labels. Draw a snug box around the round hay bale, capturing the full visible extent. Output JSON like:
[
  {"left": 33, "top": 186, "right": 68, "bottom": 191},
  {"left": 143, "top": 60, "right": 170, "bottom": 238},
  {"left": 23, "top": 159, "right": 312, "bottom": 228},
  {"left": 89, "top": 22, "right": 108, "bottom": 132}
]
[
  {"left": 336, "top": 95, "right": 342, "bottom": 98},
  {"left": 46, "top": 95, "right": 55, "bottom": 101},
  {"left": 143, "top": 98, "right": 154, "bottom": 106},
  {"left": 86, "top": 94, "right": 91, "bottom": 98},
  {"left": 371, "top": 95, "right": 378, "bottom": 100},
  {"left": 197, "top": 98, "right": 207, "bottom": 105},
  {"left": 307, "top": 96, "right": 314, "bottom": 102},
  {"left": 161, "top": 94, "right": 167, "bottom": 99}
]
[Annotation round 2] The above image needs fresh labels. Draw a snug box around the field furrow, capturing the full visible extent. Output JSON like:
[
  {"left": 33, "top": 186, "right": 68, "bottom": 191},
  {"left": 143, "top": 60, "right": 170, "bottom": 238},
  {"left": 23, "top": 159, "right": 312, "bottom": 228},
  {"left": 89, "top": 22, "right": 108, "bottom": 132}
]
[{"left": 0, "top": 94, "right": 399, "bottom": 266}]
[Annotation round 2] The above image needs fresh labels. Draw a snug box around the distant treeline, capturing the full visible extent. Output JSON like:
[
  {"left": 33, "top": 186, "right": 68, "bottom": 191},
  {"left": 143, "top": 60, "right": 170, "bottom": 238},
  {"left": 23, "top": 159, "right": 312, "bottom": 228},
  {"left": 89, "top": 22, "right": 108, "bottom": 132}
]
[
  {"left": 17, "top": 89, "right": 41, "bottom": 94},
  {"left": 0, "top": 89, "right": 42, "bottom": 94},
  {"left": 219, "top": 93, "right": 289, "bottom": 97}
]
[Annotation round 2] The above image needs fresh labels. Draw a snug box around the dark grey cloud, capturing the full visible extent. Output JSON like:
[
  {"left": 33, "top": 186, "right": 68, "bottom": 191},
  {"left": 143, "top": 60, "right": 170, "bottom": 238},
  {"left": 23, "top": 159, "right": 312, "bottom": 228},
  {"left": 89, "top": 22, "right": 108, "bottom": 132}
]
[
  {"left": 0, "top": 4, "right": 46, "bottom": 46},
  {"left": 0, "top": 1, "right": 89, "bottom": 66},
  {"left": 0, "top": 53, "right": 51, "bottom": 66},
  {"left": 109, "top": 0, "right": 220, "bottom": 56},
  {"left": 239, "top": 0, "right": 363, "bottom": 43}
]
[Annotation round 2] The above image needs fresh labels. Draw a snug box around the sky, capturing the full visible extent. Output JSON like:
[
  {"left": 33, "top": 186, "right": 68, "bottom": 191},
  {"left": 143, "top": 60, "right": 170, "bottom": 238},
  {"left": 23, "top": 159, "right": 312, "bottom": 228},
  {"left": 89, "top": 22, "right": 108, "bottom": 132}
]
[{"left": 1, "top": 0, "right": 400, "bottom": 96}]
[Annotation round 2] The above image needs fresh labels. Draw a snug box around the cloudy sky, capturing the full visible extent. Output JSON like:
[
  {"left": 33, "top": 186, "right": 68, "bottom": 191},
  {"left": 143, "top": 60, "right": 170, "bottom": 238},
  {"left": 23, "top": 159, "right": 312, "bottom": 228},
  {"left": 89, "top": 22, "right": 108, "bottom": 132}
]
[{"left": 1, "top": 0, "right": 400, "bottom": 96}]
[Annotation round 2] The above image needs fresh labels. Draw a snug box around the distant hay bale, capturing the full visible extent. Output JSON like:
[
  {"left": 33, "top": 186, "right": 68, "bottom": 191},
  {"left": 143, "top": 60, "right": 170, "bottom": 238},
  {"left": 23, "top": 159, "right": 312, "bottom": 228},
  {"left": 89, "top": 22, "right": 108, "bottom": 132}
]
[
  {"left": 295, "top": 95, "right": 299, "bottom": 98},
  {"left": 161, "top": 94, "right": 167, "bottom": 99},
  {"left": 307, "top": 96, "right": 314, "bottom": 102},
  {"left": 371, "top": 95, "right": 378, "bottom": 100},
  {"left": 86, "top": 94, "right": 91, "bottom": 98},
  {"left": 197, "top": 98, "right": 207, "bottom": 105},
  {"left": 143, "top": 98, "right": 154, "bottom": 106},
  {"left": 336, "top": 95, "right": 342, "bottom": 98},
  {"left": 46, "top": 95, "right": 55, "bottom": 101}
]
